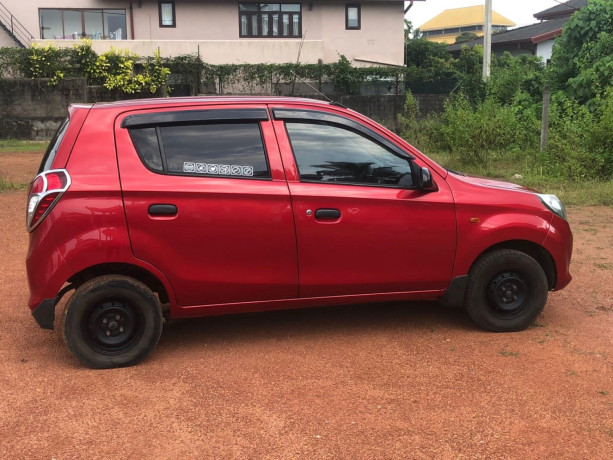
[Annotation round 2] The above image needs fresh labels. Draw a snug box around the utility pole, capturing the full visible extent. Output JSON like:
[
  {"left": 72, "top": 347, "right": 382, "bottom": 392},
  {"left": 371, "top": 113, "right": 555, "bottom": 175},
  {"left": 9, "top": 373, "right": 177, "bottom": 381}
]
[
  {"left": 540, "top": 84, "right": 551, "bottom": 152},
  {"left": 482, "top": 0, "right": 492, "bottom": 82}
]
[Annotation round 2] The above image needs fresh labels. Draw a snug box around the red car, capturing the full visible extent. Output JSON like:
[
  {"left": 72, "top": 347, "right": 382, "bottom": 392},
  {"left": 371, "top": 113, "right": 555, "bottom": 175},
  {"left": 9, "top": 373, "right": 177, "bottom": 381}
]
[{"left": 26, "top": 97, "right": 572, "bottom": 368}]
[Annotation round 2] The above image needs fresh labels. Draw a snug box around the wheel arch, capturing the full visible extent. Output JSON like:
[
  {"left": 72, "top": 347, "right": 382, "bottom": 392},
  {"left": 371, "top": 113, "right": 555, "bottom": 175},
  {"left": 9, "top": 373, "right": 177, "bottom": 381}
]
[
  {"left": 473, "top": 240, "right": 556, "bottom": 289},
  {"left": 67, "top": 263, "right": 170, "bottom": 305}
]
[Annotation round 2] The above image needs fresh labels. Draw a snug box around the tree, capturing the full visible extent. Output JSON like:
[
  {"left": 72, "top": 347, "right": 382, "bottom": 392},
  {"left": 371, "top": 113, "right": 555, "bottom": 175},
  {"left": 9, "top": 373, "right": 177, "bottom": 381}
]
[
  {"left": 550, "top": 0, "right": 613, "bottom": 104},
  {"left": 455, "top": 32, "right": 479, "bottom": 44}
]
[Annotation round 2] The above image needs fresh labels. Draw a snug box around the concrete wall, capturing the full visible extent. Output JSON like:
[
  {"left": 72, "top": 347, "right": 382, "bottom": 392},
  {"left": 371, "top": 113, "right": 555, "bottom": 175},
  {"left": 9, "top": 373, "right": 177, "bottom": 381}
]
[
  {"left": 3, "top": 0, "right": 404, "bottom": 65},
  {"left": 0, "top": 26, "right": 18, "bottom": 47},
  {"left": 33, "top": 38, "right": 326, "bottom": 64},
  {"left": 0, "top": 78, "right": 86, "bottom": 139},
  {"left": 0, "top": 77, "right": 448, "bottom": 139},
  {"left": 0, "top": 78, "right": 162, "bottom": 139},
  {"left": 536, "top": 40, "right": 554, "bottom": 63}
]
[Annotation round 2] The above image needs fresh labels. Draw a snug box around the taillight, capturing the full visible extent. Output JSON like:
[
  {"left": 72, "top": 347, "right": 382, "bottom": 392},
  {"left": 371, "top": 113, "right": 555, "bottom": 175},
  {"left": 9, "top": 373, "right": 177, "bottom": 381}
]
[{"left": 26, "top": 169, "right": 71, "bottom": 232}]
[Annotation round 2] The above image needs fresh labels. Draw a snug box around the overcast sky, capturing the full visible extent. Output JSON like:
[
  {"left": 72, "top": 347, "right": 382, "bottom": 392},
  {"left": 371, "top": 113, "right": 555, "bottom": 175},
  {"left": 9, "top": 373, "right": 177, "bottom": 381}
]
[{"left": 407, "top": 0, "right": 568, "bottom": 29}]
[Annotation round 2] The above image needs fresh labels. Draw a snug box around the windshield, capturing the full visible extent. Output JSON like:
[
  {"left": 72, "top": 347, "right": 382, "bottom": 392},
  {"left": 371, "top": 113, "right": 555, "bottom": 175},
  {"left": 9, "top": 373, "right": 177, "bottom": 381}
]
[{"left": 38, "top": 118, "right": 70, "bottom": 174}]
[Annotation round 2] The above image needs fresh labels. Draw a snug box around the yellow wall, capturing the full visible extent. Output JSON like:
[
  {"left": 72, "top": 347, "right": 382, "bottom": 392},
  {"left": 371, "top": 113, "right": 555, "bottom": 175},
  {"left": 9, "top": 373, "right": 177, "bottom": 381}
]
[{"left": 427, "top": 31, "right": 484, "bottom": 44}]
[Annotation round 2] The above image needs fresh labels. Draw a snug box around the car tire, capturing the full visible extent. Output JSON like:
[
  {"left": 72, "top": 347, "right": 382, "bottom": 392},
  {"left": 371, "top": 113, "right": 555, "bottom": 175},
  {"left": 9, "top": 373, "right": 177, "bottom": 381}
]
[
  {"left": 60, "top": 275, "right": 163, "bottom": 369},
  {"left": 465, "top": 249, "right": 548, "bottom": 332}
]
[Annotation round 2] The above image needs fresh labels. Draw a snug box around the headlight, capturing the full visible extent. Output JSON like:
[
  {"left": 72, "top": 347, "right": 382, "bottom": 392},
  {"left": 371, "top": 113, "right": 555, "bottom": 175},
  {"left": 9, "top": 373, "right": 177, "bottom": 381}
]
[{"left": 538, "top": 194, "right": 566, "bottom": 220}]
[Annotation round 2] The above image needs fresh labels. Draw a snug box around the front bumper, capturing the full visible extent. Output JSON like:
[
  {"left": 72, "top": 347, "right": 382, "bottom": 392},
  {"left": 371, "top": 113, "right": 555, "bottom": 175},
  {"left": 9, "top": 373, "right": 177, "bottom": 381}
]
[
  {"left": 32, "top": 298, "right": 56, "bottom": 330},
  {"left": 542, "top": 214, "right": 573, "bottom": 290}
]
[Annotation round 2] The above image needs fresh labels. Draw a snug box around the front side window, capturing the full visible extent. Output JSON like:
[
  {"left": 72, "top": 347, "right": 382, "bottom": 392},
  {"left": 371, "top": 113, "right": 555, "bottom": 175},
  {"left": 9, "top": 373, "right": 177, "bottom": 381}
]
[
  {"left": 239, "top": 3, "right": 301, "bottom": 38},
  {"left": 159, "top": 1, "right": 176, "bottom": 28},
  {"left": 346, "top": 4, "right": 361, "bottom": 30},
  {"left": 285, "top": 122, "right": 413, "bottom": 187},
  {"left": 129, "top": 123, "right": 270, "bottom": 179},
  {"left": 39, "top": 9, "right": 126, "bottom": 39}
]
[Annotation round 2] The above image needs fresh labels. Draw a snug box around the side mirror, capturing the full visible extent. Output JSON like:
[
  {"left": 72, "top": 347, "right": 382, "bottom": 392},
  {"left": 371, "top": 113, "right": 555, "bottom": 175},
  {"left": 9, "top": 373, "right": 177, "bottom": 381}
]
[{"left": 417, "top": 167, "right": 438, "bottom": 191}]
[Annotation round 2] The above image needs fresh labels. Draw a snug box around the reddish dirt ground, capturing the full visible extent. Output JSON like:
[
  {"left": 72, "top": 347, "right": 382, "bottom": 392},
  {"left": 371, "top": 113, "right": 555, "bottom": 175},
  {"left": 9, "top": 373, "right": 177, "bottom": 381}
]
[{"left": 0, "top": 153, "right": 611, "bottom": 458}]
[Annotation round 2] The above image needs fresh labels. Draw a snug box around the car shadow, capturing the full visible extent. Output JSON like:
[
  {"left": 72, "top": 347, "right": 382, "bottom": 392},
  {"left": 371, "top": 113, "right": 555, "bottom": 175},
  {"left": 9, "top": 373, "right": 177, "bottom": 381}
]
[{"left": 158, "top": 301, "right": 477, "bottom": 350}]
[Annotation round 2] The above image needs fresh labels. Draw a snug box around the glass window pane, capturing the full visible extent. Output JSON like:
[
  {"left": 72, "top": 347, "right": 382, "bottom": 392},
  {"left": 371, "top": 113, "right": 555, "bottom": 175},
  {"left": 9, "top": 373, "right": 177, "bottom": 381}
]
[
  {"left": 272, "top": 14, "right": 279, "bottom": 35},
  {"left": 262, "top": 14, "right": 269, "bottom": 35},
  {"left": 39, "top": 10, "right": 63, "bottom": 39},
  {"left": 103, "top": 10, "right": 126, "bottom": 39},
  {"left": 281, "top": 4, "right": 300, "bottom": 12},
  {"left": 160, "top": 3, "right": 174, "bottom": 26},
  {"left": 84, "top": 10, "right": 103, "bottom": 39},
  {"left": 261, "top": 4, "right": 280, "bottom": 12},
  {"left": 292, "top": 15, "right": 299, "bottom": 36},
  {"left": 129, "top": 128, "right": 163, "bottom": 172},
  {"left": 347, "top": 7, "right": 359, "bottom": 28},
  {"left": 282, "top": 14, "right": 289, "bottom": 36},
  {"left": 286, "top": 123, "right": 413, "bottom": 186},
  {"left": 240, "top": 14, "right": 248, "bottom": 35},
  {"left": 239, "top": 4, "right": 259, "bottom": 11},
  {"left": 251, "top": 15, "right": 258, "bottom": 35},
  {"left": 63, "top": 10, "right": 82, "bottom": 39},
  {"left": 161, "top": 124, "right": 270, "bottom": 178}
]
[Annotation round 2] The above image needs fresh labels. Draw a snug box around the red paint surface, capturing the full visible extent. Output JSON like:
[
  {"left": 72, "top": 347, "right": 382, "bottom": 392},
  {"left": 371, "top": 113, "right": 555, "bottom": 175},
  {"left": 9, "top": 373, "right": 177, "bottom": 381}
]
[{"left": 26, "top": 97, "right": 573, "bottom": 318}]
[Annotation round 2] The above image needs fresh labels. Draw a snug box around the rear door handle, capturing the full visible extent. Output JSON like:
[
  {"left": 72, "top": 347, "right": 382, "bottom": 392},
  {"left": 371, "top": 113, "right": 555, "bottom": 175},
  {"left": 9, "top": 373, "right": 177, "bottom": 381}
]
[
  {"left": 314, "top": 208, "right": 341, "bottom": 219},
  {"left": 148, "top": 204, "right": 178, "bottom": 216}
]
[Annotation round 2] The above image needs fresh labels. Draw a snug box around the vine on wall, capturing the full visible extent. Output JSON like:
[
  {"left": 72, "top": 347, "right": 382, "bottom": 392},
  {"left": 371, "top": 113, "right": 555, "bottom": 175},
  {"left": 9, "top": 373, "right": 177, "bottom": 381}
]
[{"left": 0, "top": 41, "right": 407, "bottom": 95}]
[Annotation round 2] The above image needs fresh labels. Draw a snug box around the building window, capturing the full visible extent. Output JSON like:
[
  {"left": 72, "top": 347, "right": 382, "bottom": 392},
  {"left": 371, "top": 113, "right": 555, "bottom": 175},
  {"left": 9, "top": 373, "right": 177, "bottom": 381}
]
[
  {"left": 238, "top": 4, "right": 301, "bottom": 38},
  {"left": 159, "top": 1, "right": 176, "bottom": 28},
  {"left": 346, "top": 4, "right": 361, "bottom": 30},
  {"left": 39, "top": 9, "right": 126, "bottom": 40}
]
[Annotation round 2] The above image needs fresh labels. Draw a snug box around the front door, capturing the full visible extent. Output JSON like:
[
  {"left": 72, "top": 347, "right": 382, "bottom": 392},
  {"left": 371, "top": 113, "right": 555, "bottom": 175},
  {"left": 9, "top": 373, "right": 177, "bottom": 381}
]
[{"left": 272, "top": 108, "right": 456, "bottom": 298}]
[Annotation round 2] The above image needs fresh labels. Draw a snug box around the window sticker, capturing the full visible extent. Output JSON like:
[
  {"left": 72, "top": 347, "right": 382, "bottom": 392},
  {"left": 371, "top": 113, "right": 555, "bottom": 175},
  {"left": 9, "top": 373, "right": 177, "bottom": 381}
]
[{"left": 183, "top": 162, "right": 254, "bottom": 177}]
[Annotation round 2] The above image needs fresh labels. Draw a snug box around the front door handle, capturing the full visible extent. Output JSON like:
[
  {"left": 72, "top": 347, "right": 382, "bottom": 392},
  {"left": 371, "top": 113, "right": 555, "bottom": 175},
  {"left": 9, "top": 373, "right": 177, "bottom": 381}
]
[
  {"left": 315, "top": 208, "right": 341, "bottom": 219},
  {"left": 149, "top": 204, "right": 178, "bottom": 216}
]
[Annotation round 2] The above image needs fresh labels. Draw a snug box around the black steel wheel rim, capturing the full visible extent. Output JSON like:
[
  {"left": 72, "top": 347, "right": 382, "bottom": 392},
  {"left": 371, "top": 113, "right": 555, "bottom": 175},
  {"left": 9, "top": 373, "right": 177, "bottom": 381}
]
[
  {"left": 84, "top": 300, "right": 143, "bottom": 355},
  {"left": 487, "top": 272, "right": 530, "bottom": 317}
]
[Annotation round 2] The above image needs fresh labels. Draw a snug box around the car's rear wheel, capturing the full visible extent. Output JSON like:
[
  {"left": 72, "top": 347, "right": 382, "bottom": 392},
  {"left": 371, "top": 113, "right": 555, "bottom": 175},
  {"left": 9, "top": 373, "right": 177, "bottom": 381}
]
[
  {"left": 465, "top": 249, "right": 548, "bottom": 331},
  {"left": 60, "top": 275, "right": 163, "bottom": 368}
]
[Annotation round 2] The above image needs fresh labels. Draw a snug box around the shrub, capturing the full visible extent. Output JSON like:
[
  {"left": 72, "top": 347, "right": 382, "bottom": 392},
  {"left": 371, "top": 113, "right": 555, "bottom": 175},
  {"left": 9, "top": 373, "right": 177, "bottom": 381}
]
[{"left": 437, "top": 94, "right": 523, "bottom": 165}]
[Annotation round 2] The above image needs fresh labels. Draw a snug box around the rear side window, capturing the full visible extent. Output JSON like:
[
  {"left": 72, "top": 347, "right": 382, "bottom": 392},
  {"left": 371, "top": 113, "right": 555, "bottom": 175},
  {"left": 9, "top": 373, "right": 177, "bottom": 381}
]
[
  {"left": 39, "top": 118, "right": 69, "bottom": 173},
  {"left": 128, "top": 122, "right": 270, "bottom": 179}
]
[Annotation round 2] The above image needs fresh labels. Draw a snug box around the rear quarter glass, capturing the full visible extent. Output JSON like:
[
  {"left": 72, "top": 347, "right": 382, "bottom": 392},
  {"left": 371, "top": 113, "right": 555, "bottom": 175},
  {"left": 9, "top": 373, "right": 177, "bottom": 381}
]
[{"left": 38, "top": 118, "right": 69, "bottom": 174}]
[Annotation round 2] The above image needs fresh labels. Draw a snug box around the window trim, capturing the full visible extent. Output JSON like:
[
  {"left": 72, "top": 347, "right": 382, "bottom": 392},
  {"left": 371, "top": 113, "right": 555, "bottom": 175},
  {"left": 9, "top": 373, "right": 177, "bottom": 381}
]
[
  {"left": 238, "top": 3, "right": 302, "bottom": 38},
  {"left": 121, "top": 108, "right": 270, "bottom": 129},
  {"left": 272, "top": 108, "right": 413, "bottom": 160},
  {"left": 158, "top": 1, "right": 176, "bottom": 28},
  {"left": 345, "top": 4, "right": 361, "bottom": 30}
]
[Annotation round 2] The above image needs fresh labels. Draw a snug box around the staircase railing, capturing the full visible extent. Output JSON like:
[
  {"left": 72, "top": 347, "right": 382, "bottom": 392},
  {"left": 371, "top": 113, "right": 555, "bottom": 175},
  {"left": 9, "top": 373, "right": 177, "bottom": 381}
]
[{"left": 0, "top": 1, "right": 34, "bottom": 47}]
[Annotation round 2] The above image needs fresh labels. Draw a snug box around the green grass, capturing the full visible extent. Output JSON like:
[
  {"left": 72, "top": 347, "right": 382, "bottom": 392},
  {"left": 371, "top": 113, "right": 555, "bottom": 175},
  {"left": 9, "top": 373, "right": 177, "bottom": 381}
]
[
  {"left": 0, "top": 139, "right": 47, "bottom": 153},
  {"left": 498, "top": 349, "right": 519, "bottom": 357},
  {"left": 427, "top": 152, "right": 613, "bottom": 207},
  {"left": 0, "top": 178, "right": 27, "bottom": 191}
]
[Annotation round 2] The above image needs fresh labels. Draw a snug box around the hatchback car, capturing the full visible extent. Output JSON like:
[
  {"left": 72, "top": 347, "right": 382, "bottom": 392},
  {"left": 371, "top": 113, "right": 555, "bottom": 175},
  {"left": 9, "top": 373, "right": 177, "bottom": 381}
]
[{"left": 26, "top": 97, "right": 572, "bottom": 368}]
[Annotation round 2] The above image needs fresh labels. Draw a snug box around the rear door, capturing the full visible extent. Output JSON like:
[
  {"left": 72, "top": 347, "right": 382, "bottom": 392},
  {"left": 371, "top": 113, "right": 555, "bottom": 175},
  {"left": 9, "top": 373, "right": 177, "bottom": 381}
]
[
  {"left": 271, "top": 107, "right": 456, "bottom": 298},
  {"left": 115, "top": 105, "right": 298, "bottom": 306}
]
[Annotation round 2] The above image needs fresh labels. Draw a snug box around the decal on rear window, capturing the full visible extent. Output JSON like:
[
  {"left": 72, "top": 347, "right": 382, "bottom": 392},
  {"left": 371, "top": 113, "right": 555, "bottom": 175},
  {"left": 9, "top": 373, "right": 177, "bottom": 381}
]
[{"left": 183, "top": 162, "right": 254, "bottom": 177}]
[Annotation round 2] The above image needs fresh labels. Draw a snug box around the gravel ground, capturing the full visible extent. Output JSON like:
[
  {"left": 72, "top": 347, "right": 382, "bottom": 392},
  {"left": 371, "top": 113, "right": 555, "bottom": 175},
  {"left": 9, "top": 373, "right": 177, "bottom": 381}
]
[{"left": 0, "top": 152, "right": 611, "bottom": 458}]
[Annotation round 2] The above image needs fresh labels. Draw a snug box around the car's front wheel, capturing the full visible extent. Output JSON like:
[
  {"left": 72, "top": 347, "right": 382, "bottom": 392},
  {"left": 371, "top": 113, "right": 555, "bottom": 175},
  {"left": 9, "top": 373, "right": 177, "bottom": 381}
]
[
  {"left": 465, "top": 249, "right": 548, "bottom": 332},
  {"left": 60, "top": 275, "right": 163, "bottom": 368}
]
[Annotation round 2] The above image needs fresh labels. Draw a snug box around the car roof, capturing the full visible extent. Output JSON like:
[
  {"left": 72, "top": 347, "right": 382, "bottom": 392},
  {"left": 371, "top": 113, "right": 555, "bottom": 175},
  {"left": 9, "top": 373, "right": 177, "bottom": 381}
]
[{"left": 90, "top": 96, "right": 336, "bottom": 111}]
